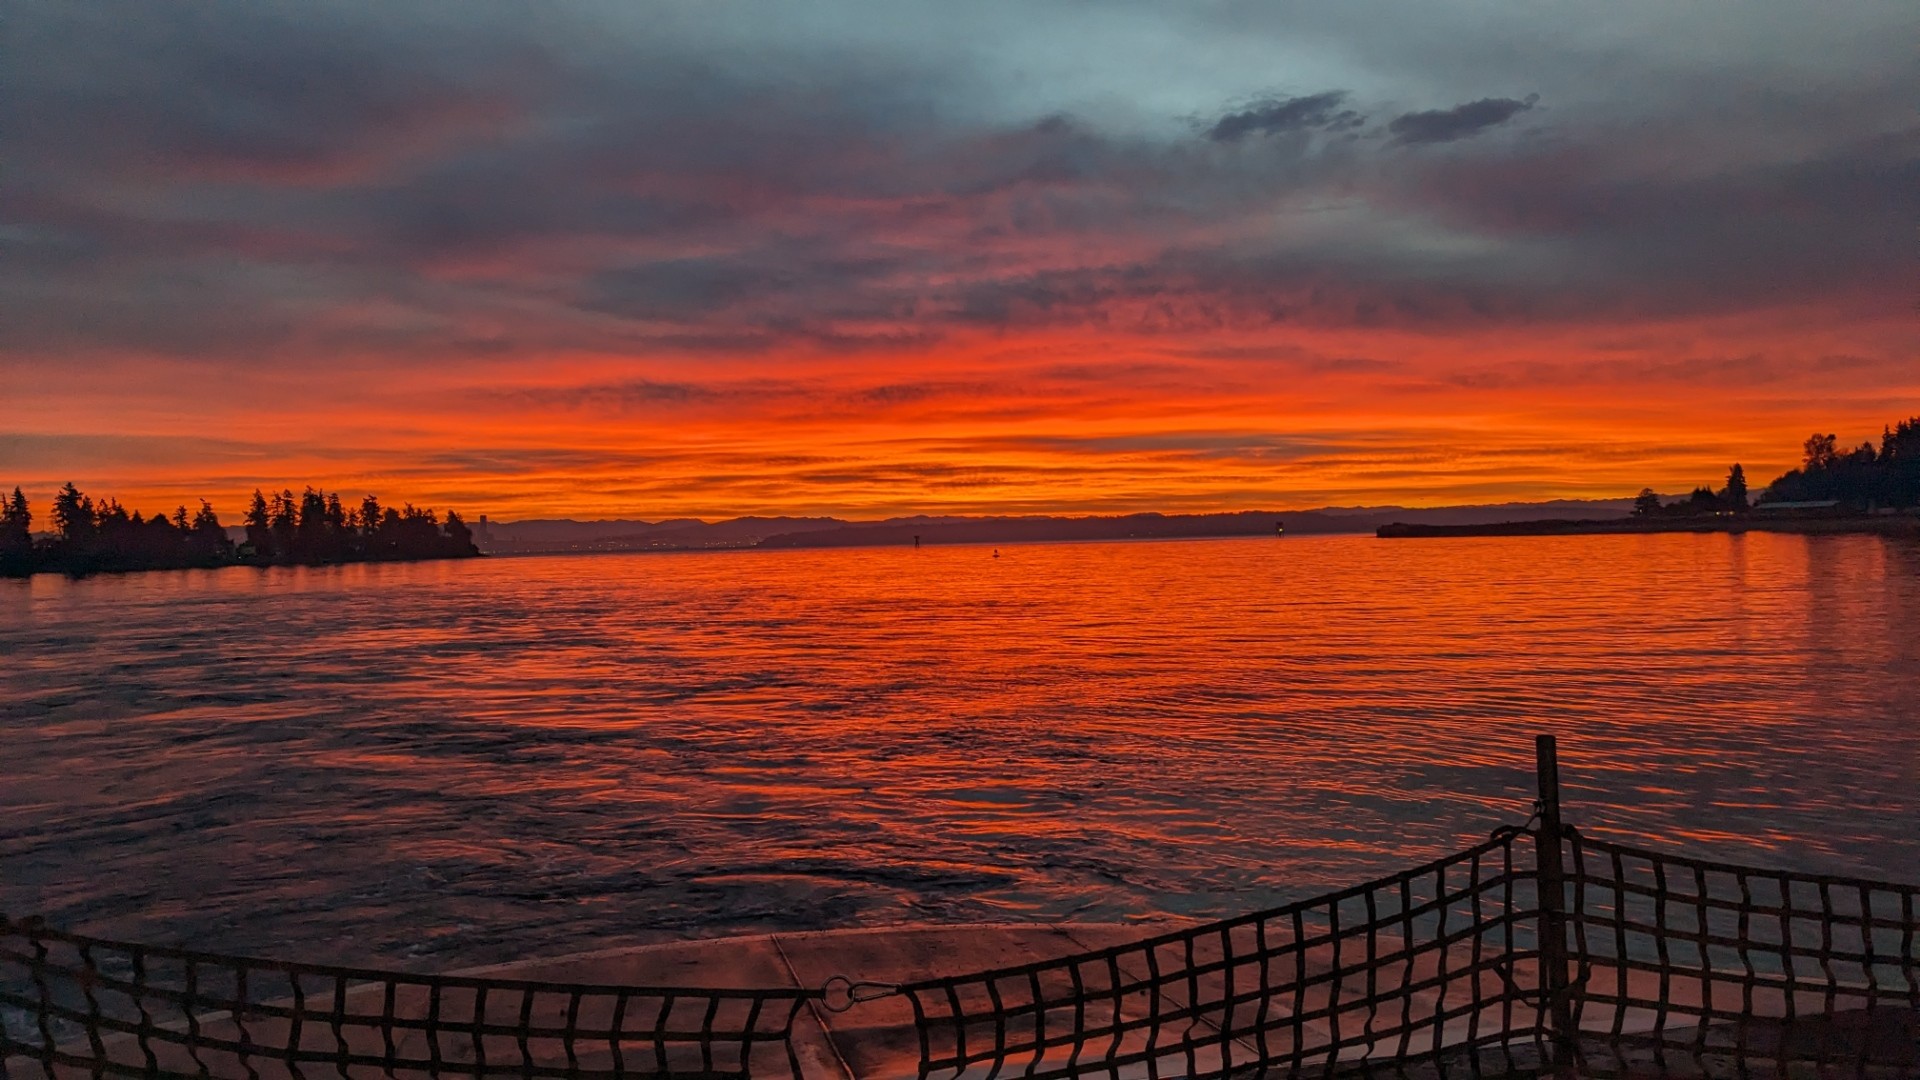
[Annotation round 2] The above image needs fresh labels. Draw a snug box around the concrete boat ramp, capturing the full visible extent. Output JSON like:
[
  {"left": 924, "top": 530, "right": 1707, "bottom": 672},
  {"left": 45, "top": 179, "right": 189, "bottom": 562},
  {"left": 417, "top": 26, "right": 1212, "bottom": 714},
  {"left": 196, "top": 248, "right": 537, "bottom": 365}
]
[
  {"left": 473, "top": 922, "right": 1175, "bottom": 1080},
  {"left": 15, "top": 920, "right": 1905, "bottom": 1079}
]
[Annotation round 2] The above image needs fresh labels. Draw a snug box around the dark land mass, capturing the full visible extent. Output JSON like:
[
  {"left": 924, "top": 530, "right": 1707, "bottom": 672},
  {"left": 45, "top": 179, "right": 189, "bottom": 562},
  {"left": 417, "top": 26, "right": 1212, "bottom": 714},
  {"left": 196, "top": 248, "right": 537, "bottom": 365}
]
[
  {"left": 758, "top": 510, "right": 1293, "bottom": 549},
  {"left": 476, "top": 499, "right": 1640, "bottom": 555},
  {"left": 481, "top": 515, "right": 847, "bottom": 553},
  {"left": 1380, "top": 414, "right": 1920, "bottom": 540},
  {"left": 472, "top": 517, "right": 710, "bottom": 543}
]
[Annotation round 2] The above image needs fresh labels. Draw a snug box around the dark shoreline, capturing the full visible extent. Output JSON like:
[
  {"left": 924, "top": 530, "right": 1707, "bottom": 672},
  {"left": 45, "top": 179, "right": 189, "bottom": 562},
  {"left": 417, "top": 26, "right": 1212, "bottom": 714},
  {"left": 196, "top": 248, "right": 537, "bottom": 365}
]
[
  {"left": 0, "top": 550, "right": 483, "bottom": 580},
  {"left": 1376, "top": 515, "right": 1919, "bottom": 538}
]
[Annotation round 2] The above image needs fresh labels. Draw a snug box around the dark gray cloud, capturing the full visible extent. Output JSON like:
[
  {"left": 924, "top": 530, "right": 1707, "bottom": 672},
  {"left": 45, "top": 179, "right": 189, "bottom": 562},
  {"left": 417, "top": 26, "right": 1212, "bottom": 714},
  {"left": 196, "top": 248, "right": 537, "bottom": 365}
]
[
  {"left": 1, "top": 0, "right": 1914, "bottom": 374},
  {"left": 943, "top": 258, "right": 1564, "bottom": 334},
  {"left": 4, "top": 4, "right": 538, "bottom": 185},
  {"left": 1387, "top": 95, "right": 1538, "bottom": 145},
  {"left": 476, "top": 378, "right": 791, "bottom": 413},
  {"left": 1384, "top": 127, "right": 1920, "bottom": 313},
  {"left": 1207, "top": 92, "right": 1366, "bottom": 141},
  {"left": 583, "top": 260, "right": 784, "bottom": 321},
  {"left": 471, "top": 374, "right": 998, "bottom": 415}
]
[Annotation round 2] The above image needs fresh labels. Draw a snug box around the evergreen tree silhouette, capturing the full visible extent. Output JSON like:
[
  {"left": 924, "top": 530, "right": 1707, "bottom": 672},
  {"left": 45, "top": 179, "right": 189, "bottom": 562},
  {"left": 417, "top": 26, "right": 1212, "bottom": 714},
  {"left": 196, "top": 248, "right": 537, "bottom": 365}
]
[
  {"left": 189, "top": 501, "right": 233, "bottom": 564},
  {"left": 52, "top": 483, "right": 93, "bottom": 543},
  {"left": 1722, "top": 464, "right": 1748, "bottom": 511},
  {"left": 269, "top": 489, "right": 297, "bottom": 559},
  {"left": 0, "top": 487, "right": 32, "bottom": 575},
  {"left": 443, "top": 510, "right": 477, "bottom": 554},
  {"left": 245, "top": 490, "right": 273, "bottom": 559},
  {"left": 295, "top": 487, "right": 329, "bottom": 562}
]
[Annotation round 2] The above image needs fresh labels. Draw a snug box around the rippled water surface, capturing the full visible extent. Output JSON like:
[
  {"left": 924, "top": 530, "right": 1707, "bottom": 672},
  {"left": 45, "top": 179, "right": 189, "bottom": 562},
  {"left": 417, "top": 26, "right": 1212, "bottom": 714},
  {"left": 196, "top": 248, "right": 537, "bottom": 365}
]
[{"left": 3, "top": 533, "right": 1917, "bottom": 969}]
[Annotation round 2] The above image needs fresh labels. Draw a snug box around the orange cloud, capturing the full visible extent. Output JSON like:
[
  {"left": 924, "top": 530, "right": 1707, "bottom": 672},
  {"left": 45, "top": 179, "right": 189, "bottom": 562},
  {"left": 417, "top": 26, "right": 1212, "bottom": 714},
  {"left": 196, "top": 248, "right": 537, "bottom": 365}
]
[{"left": 8, "top": 309, "right": 1914, "bottom": 521}]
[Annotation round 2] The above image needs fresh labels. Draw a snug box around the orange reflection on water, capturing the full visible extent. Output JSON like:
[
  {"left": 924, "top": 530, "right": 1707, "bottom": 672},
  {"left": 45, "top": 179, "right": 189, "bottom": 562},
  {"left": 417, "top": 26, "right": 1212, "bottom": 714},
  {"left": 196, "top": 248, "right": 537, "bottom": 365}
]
[{"left": 0, "top": 531, "right": 1915, "bottom": 966}]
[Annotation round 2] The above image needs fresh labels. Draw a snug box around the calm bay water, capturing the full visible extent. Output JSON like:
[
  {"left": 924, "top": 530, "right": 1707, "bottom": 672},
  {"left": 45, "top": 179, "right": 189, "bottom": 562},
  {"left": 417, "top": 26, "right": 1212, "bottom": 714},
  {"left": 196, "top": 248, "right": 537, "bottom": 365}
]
[{"left": 2, "top": 533, "right": 1916, "bottom": 970}]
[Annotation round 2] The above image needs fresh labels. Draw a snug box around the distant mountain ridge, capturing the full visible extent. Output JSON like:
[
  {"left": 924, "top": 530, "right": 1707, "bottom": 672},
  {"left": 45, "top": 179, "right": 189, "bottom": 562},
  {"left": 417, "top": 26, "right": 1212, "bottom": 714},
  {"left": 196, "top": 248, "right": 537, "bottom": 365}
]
[{"left": 474, "top": 498, "right": 1639, "bottom": 554}]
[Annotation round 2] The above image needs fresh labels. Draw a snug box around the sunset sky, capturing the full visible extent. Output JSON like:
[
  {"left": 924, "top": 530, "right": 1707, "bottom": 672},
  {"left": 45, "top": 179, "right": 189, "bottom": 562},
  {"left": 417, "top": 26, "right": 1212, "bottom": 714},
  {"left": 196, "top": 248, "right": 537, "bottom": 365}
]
[{"left": 4, "top": 1, "right": 1916, "bottom": 520}]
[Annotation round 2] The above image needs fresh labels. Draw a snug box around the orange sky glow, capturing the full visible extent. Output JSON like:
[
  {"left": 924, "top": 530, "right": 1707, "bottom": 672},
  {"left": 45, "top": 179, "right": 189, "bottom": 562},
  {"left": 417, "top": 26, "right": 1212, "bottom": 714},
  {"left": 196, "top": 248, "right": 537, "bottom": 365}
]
[
  {"left": 4, "top": 3, "right": 1915, "bottom": 522},
  {"left": 12, "top": 307, "right": 1913, "bottom": 521}
]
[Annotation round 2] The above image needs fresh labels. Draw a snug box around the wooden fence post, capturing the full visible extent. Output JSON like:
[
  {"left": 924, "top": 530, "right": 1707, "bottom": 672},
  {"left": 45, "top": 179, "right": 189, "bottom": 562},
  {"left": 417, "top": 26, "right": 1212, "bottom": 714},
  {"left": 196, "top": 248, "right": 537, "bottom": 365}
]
[{"left": 1536, "top": 733, "right": 1576, "bottom": 1063}]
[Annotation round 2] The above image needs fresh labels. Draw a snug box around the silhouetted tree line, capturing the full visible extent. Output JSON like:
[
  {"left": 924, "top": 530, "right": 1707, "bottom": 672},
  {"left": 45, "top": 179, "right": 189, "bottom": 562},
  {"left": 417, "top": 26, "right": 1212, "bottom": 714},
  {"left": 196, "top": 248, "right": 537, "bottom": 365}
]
[
  {"left": 1762, "top": 418, "right": 1920, "bottom": 508},
  {"left": 0, "top": 483, "right": 478, "bottom": 577},
  {"left": 1631, "top": 415, "right": 1920, "bottom": 517},
  {"left": 1632, "top": 464, "right": 1749, "bottom": 519}
]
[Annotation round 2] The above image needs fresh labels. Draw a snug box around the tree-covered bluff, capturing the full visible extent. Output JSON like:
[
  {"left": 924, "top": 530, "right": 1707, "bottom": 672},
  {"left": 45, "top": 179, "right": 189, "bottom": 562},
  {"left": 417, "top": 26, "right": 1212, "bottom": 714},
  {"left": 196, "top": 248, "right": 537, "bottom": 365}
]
[{"left": 0, "top": 484, "right": 479, "bottom": 577}]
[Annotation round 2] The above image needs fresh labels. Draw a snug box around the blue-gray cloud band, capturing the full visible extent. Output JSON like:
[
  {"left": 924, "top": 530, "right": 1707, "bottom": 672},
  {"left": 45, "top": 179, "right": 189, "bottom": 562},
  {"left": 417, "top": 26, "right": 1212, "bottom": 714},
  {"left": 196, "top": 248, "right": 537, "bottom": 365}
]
[{"left": 2, "top": 1, "right": 1914, "bottom": 368}]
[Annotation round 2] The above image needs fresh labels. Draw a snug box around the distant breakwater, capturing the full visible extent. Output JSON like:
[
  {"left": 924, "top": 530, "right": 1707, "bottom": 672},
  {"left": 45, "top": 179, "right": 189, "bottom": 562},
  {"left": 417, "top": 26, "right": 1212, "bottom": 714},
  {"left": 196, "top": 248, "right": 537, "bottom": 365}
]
[{"left": 1376, "top": 514, "right": 1919, "bottom": 538}]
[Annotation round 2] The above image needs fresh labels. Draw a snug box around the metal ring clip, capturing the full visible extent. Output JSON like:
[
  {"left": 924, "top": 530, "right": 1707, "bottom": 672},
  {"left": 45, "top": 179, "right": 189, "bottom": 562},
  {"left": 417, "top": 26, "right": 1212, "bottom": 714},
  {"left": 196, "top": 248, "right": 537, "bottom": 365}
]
[{"left": 819, "top": 974, "right": 900, "bottom": 1013}]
